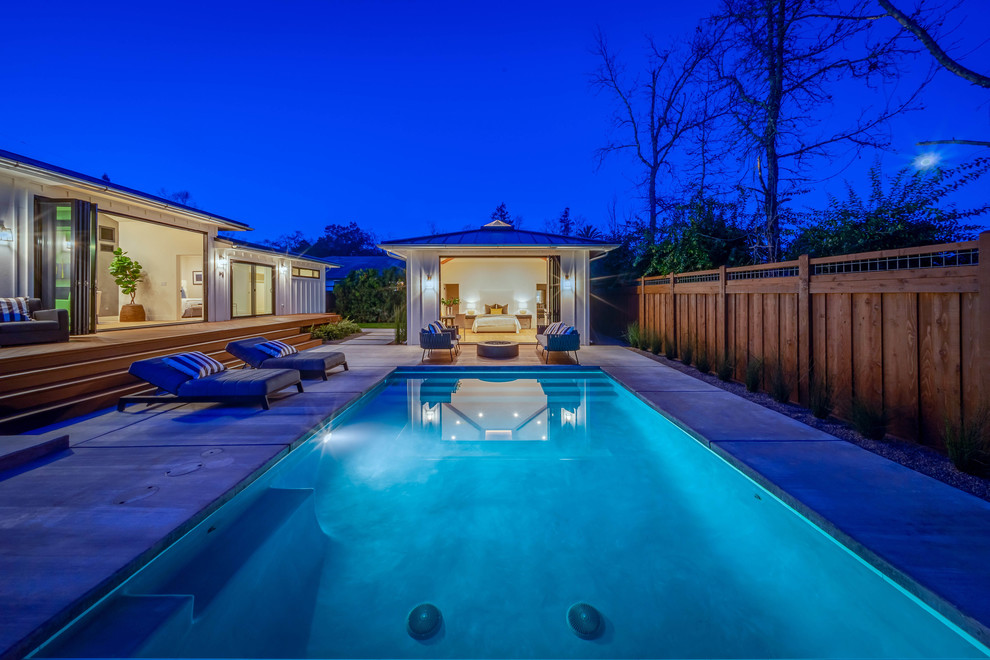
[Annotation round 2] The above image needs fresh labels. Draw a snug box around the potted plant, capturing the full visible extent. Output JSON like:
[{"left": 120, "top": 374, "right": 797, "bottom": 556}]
[
  {"left": 441, "top": 296, "right": 460, "bottom": 317},
  {"left": 109, "top": 248, "right": 146, "bottom": 322}
]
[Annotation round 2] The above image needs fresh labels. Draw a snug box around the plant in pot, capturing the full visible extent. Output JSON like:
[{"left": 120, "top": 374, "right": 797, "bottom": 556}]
[
  {"left": 441, "top": 296, "right": 459, "bottom": 317},
  {"left": 109, "top": 248, "right": 146, "bottom": 322}
]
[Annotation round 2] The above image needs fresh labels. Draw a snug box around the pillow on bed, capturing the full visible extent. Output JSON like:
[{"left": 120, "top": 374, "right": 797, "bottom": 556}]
[
  {"left": 489, "top": 307, "right": 503, "bottom": 315},
  {"left": 163, "top": 351, "right": 226, "bottom": 379}
]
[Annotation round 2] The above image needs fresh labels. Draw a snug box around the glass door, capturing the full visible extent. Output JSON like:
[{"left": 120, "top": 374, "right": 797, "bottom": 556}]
[
  {"left": 231, "top": 261, "right": 274, "bottom": 317},
  {"left": 34, "top": 198, "right": 96, "bottom": 334},
  {"left": 547, "top": 255, "right": 561, "bottom": 324}
]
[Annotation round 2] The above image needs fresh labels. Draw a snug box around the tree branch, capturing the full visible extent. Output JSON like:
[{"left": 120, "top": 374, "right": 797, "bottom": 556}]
[
  {"left": 917, "top": 139, "right": 990, "bottom": 147},
  {"left": 877, "top": 0, "right": 990, "bottom": 88}
]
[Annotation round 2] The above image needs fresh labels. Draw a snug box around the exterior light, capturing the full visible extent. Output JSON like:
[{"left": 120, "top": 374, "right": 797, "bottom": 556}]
[
  {"left": 561, "top": 273, "right": 574, "bottom": 291},
  {"left": 0, "top": 222, "right": 13, "bottom": 243}
]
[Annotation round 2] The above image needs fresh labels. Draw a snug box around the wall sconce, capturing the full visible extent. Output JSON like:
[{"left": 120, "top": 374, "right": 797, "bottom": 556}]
[
  {"left": 278, "top": 263, "right": 288, "bottom": 276},
  {"left": 0, "top": 221, "right": 13, "bottom": 243},
  {"left": 216, "top": 254, "right": 228, "bottom": 278},
  {"left": 422, "top": 274, "right": 437, "bottom": 292},
  {"left": 561, "top": 273, "right": 574, "bottom": 291}
]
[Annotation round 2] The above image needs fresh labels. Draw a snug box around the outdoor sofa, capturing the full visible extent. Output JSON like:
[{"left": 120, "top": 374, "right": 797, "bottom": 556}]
[
  {"left": 119, "top": 352, "right": 303, "bottom": 411},
  {"left": 536, "top": 323, "right": 580, "bottom": 364},
  {"left": 0, "top": 297, "right": 69, "bottom": 347},
  {"left": 226, "top": 337, "right": 348, "bottom": 380}
]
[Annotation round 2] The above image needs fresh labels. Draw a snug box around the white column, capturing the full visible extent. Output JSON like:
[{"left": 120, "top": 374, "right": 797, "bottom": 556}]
[{"left": 559, "top": 251, "right": 590, "bottom": 345}]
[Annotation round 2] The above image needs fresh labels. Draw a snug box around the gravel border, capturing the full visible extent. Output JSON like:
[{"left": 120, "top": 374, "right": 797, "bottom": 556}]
[{"left": 622, "top": 346, "right": 990, "bottom": 503}]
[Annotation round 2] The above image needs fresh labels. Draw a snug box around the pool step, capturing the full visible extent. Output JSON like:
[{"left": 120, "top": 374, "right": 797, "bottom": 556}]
[{"left": 34, "top": 595, "right": 194, "bottom": 658}]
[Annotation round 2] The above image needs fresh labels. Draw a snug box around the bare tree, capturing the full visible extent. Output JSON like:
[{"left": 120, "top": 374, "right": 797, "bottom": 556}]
[
  {"left": 592, "top": 29, "right": 720, "bottom": 243},
  {"left": 711, "top": 0, "right": 925, "bottom": 260}
]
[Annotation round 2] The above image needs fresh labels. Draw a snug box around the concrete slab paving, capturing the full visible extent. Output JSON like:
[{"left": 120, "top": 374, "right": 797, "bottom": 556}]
[
  {"left": 713, "top": 439, "right": 990, "bottom": 637},
  {"left": 603, "top": 364, "right": 724, "bottom": 392}
]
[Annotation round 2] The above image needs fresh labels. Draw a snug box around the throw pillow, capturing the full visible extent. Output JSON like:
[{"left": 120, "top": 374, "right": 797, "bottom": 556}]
[
  {"left": 0, "top": 297, "right": 31, "bottom": 322},
  {"left": 544, "top": 322, "right": 562, "bottom": 335},
  {"left": 563, "top": 325, "right": 577, "bottom": 335},
  {"left": 484, "top": 304, "right": 492, "bottom": 314},
  {"left": 430, "top": 321, "right": 445, "bottom": 333},
  {"left": 256, "top": 339, "right": 299, "bottom": 358},
  {"left": 163, "top": 351, "right": 226, "bottom": 379},
  {"left": 490, "top": 307, "right": 503, "bottom": 315}
]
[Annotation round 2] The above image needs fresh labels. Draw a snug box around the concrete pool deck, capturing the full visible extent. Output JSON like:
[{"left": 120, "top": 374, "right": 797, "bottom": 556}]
[{"left": 1, "top": 341, "right": 989, "bottom": 658}]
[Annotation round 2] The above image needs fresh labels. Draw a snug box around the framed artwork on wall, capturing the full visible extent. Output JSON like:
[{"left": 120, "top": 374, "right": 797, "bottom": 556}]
[{"left": 192, "top": 271, "right": 203, "bottom": 285}]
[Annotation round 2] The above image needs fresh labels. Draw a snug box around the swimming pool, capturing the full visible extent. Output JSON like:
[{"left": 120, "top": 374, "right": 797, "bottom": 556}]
[{"left": 34, "top": 369, "right": 989, "bottom": 658}]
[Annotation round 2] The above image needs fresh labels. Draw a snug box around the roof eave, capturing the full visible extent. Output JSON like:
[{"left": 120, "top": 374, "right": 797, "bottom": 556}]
[{"left": 0, "top": 151, "right": 252, "bottom": 232}]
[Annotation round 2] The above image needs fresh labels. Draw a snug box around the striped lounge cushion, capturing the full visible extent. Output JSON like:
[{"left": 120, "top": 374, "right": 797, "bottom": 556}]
[
  {"left": 255, "top": 339, "right": 299, "bottom": 358},
  {"left": 0, "top": 297, "right": 31, "bottom": 322},
  {"left": 163, "top": 351, "right": 226, "bottom": 379},
  {"left": 428, "top": 321, "right": 445, "bottom": 334},
  {"left": 544, "top": 322, "right": 568, "bottom": 335}
]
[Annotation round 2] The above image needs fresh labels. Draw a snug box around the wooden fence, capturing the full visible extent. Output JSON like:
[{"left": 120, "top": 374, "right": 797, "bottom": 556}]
[{"left": 630, "top": 233, "right": 989, "bottom": 445}]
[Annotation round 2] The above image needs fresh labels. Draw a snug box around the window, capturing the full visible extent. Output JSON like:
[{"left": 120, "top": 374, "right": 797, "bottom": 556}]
[{"left": 292, "top": 266, "right": 320, "bottom": 279}]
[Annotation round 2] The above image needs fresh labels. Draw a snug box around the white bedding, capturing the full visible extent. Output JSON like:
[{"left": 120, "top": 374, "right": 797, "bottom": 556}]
[{"left": 472, "top": 314, "right": 521, "bottom": 333}]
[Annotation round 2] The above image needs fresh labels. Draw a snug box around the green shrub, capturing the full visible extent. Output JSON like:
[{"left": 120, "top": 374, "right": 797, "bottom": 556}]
[
  {"left": 767, "top": 361, "right": 791, "bottom": 403},
  {"left": 680, "top": 342, "right": 693, "bottom": 366},
  {"left": 943, "top": 407, "right": 990, "bottom": 475},
  {"left": 626, "top": 322, "right": 642, "bottom": 349},
  {"left": 392, "top": 304, "right": 407, "bottom": 344},
  {"left": 808, "top": 375, "right": 833, "bottom": 419},
  {"left": 716, "top": 354, "right": 734, "bottom": 381},
  {"left": 648, "top": 330, "right": 663, "bottom": 354},
  {"left": 663, "top": 334, "right": 676, "bottom": 359},
  {"left": 850, "top": 397, "right": 889, "bottom": 441},
  {"left": 745, "top": 357, "right": 763, "bottom": 393},
  {"left": 310, "top": 318, "right": 362, "bottom": 341},
  {"left": 695, "top": 347, "right": 711, "bottom": 374}
]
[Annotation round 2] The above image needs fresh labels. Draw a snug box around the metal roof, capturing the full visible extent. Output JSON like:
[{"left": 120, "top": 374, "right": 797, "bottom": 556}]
[
  {"left": 380, "top": 220, "right": 616, "bottom": 248},
  {"left": 214, "top": 237, "right": 341, "bottom": 268},
  {"left": 0, "top": 148, "right": 252, "bottom": 231}
]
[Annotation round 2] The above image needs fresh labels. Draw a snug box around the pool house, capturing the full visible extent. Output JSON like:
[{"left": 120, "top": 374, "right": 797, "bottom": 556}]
[{"left": 380, "top": 220, "right": 617, "bottom": 343}]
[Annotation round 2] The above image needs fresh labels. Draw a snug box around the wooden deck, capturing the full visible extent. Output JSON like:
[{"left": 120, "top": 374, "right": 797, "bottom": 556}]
[{"left": 0, "top": 314, "right": 338, "bottom": 433}]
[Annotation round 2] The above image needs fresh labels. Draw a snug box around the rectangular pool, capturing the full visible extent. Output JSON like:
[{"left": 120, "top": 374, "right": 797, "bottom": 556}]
[{"left": 35, "top": 369, "right": 988, "bottom": 658}]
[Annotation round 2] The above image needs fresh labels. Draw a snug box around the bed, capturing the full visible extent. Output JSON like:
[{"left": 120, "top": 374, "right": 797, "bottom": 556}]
[{"left": 472, "top": 312, "right": 521, "bottom": 333}]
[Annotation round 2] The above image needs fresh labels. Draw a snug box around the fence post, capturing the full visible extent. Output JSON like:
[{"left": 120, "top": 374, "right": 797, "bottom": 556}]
[
  {"left": 638, "top": 276, "right": 645, "bottom": 335},
  {"left": 797, "top": 254, "right": 812, "bottom": 405},
  {"left": 718, "top": 265, "right": 728, "bottom": 365},
  {"left": 670, "top": 272, "right": 677, "bottom": 354},
  {"left": 980, "top": 232, "right": 990, "bottom": 405}
]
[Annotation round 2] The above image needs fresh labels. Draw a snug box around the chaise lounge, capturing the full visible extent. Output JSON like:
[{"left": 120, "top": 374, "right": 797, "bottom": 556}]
[
  {"left": 226, "top": 337, "right": 348, "bottom": 380},
  {"left": 119, "top": 352, "right": 303, "bottom": 411},
  {"left": 536, "top": 323, "right": 580, "bottom": 364}
]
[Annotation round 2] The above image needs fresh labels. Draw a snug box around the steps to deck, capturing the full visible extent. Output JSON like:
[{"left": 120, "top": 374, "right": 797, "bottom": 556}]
[{"left": 0, "top": 315, "right": 336, "bottom": 434}]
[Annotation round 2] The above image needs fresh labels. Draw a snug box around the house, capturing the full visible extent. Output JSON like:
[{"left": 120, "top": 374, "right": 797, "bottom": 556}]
[
  {"left": 379, "top": 220, "right": 617, "bottom": 343},
  {"left": 0, "top": 149, "right": 330, "bottom": 334}
]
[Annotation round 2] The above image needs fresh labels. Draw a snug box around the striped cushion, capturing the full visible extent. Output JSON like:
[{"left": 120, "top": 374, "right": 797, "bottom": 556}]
[
  {"left": 0, "top": 297, "right": 31, "bottom": 322},
  {"left": 544, "top": 322, "right": 563, "bottom": 335},
  {"left": 255, "top": 339, "right": 299, "bottom": 358},
  {"left": 429, "top": 321, "right": 445, "bottom": 334},
  {"left": 163, "top": 351, "right": 226, "bottom": 379}
]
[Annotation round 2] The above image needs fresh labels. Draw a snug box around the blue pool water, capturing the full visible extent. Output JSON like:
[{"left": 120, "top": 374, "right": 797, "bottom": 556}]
[{"left": 36, "top": 369, "right": 988, "bottom": 658}]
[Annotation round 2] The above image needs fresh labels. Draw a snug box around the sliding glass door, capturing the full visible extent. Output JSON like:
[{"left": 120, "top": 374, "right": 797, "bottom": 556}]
[
  {"left": 547, "top": 255, "right": 561, "bottom": 324},
  {"left": 231, "top": 262, "right": 274, "bottom": 318}
]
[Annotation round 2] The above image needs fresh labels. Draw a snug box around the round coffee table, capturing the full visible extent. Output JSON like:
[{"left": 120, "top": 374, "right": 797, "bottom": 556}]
[{"left": 476, "top": 340, "right": 519, "bottom": 359}]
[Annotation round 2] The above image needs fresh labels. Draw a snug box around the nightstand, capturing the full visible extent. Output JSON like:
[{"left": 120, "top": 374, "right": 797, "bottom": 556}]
[{"left": 515, "top": 314, "right": 532, "bottom": 329}]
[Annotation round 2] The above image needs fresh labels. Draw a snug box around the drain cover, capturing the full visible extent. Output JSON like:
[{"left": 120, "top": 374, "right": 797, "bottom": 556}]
[
  {"left": 201, "top": 448, "right": 224, "bottom": 457},
  {"left": 567, "top": 603, "right": 603, "bottom": 640},
  {"left": 115, "top": 485, "right": 159, "bottom": 505},
  {"left": 407, "top": 603, "right": 442, "bottom": 639},
  {"left": 165, "top": 462, "right": 203, "bottom": 477}
]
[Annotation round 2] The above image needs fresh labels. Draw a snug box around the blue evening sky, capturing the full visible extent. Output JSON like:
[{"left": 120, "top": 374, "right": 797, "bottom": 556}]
[{"left": 1, "top": 1, "right": 986, "bottom": 243}]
